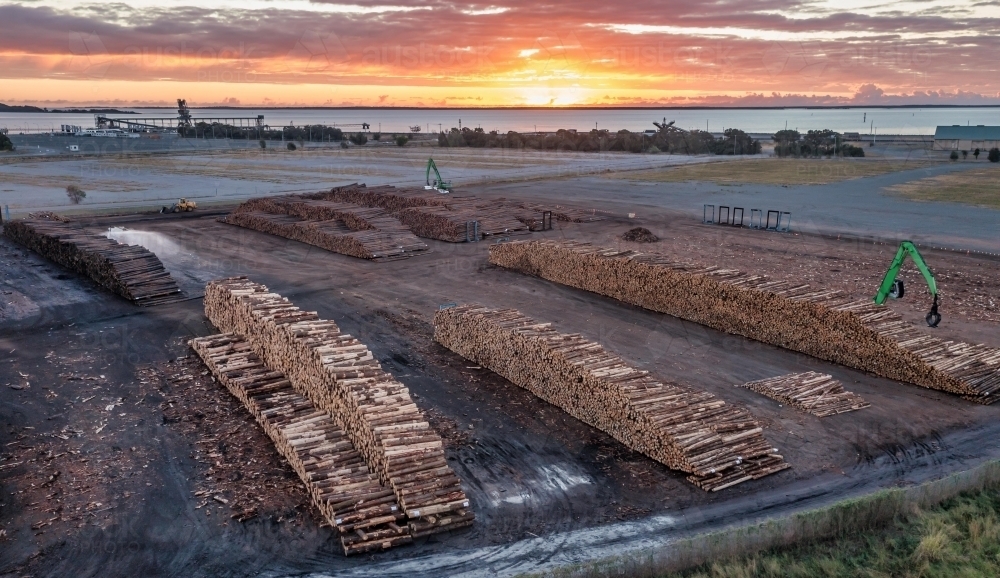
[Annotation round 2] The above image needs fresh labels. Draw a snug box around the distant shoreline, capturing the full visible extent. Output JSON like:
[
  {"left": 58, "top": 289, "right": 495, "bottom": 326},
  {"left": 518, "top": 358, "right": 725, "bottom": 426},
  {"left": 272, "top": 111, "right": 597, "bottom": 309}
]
[
  {"left": 0, "top": 104, "right": 136, "bottom": 114},
  {"left": 4, "top": 104, "right": 1000, "bottom": 112}
]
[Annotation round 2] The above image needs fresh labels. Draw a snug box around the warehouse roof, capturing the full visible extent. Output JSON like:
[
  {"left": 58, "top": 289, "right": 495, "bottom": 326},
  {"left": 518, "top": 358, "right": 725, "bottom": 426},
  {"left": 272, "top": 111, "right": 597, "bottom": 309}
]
[{"left": 934, "top": 125, "right": 1000, "bottom": 140}]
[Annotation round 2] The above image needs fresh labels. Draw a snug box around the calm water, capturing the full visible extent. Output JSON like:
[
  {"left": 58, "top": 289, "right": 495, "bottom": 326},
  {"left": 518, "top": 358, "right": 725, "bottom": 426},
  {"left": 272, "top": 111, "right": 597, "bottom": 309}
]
[{"left": 3, "top": 107, "right": 998, "bottom": 135}]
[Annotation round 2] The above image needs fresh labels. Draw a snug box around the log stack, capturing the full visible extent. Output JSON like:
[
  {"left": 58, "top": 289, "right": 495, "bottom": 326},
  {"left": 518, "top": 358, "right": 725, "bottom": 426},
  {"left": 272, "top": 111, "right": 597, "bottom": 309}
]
[
  {"left": 4, "top": 218, "right": 182, "bottom": 305},
  {"left": 513, "top": 201, "right": 606, "bottom": 223},
  {"left": 311, "top": 183, "right": 527, "bottom": 241},
  {"left": 433, "top": 304, "right": 789, "bottom": 491},
  {"left": 203, "top": 277, "right": 473, "bottom": 537},
  {"left": 189, "top": 333, "right": 412, "bottom": 555},
  {"left": 738, "top": 372, "right": 869, "bottom": 417},
  {"left": 488, "top": 240, "right": 1000, "bottom": 403},
  {"left": 222, "top": 195, "right": 428, "bottom": 260}
]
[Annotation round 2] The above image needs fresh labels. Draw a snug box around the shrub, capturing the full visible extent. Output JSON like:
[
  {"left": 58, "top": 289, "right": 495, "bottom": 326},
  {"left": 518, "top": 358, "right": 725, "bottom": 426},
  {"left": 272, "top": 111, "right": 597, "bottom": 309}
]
[
  {"left": 395, "top": 135, "right": 409, "bottom": 147},
  {"left": 340, "top": 141, "right": 349, "bottom": 149},
  {"left": 840, "top": 144, "right": 865, "bottom": 157},
  {"left": 286, "top": 142, "right": 297, "bottom": 151},
  {"left": 0, "top": 132, "right": 13, "bottom": 151},
  {"left": 259, "top": 140, "right": 266, "bottom": 149},
  {"left": 962, "top": 150, "right": 968, "bottom": 159},
  {"left": 349, "top": 132, "right": 368, "bottom": 145},
  {"left": 989, "top": 148, "right": 1000, "bottom": 163},
  {"left": 66, "top": 184, "right": 86, "bottom": 204},
  {"left": 372, "top": 132, "right": 381, "bottom": 141},
  {"left": 950, "top": 150, "right": 959, "bottom": 161}
]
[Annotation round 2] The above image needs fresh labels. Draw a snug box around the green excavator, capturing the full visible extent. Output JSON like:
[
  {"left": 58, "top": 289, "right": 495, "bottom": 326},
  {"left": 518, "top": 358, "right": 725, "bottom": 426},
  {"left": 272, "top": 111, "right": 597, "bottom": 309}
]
[
  {"left": 874, "top": 240, "right": 941, "bottom": 327},
  {"left": 424, "top": 158, "right": 452, "bottom": 193}
]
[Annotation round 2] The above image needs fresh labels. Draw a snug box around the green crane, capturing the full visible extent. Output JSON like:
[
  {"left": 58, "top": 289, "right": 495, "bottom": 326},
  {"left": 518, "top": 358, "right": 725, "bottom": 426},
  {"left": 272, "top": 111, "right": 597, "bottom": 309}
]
[
  {"left": 425, "top": 158, "right": 452, "bottom": 193},
  {"left": 873, "top": 240, "right": 941, "bottom": 327}
]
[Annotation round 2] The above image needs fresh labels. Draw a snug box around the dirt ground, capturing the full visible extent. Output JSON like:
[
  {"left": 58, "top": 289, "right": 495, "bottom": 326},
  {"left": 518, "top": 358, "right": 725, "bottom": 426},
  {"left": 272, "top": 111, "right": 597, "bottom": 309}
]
[{"left": 1, "top": 190, "right": 999, "bottom": 577}]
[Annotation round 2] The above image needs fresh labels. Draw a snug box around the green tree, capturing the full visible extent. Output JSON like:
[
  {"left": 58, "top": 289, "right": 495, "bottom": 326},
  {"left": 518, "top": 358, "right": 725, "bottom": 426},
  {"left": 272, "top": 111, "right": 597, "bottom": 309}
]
[
  {"left": 349, "top": 132, "right": 368, "bottom": 145},
  {"left": 286, "top": 142, "right": 297, "bottom": 151},
  {"left": 950, "top": 150, "right": 959, "bottom": 161},
  {"left": 772, "top": 129, "right": 801, "bottom": 156},
  {"left": 989, "top": 147, "right": 1000, "bottom": 162},
  {"left": 803, "top": 129, "right": 839, "bottom": 156},
  {"left": 66, "top": 184, "right": 86, "bottom": 204},
  {"left": 0, "top": 132, "right": 13, "bottom": 151},
  {"left": 395, "top": 135, "right": 409, "bottom": 146}
]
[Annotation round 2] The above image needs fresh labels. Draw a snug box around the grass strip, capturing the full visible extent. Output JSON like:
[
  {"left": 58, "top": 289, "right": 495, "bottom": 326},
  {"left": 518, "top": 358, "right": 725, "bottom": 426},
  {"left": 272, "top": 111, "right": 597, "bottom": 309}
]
[{"left": 522, "top": 459, "right": 1000, "bottom": 578}]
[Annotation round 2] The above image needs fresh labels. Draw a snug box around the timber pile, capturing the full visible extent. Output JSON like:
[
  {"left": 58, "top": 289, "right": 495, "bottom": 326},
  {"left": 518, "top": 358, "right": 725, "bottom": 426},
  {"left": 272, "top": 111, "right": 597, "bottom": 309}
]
[
  {"left": 395, "top": 202, "right": 524, "bottom": 242},
  {"left": 222, "top": 195, "right": 428, "bottom": 260},
  {"left": 515, "top": 201, "right": 606, "bottom": 223},
  {"left": 4, "top": 218, "right": 182, "bottom": 305},
  {"left": 739, "top": 372, "right": 869, "bottom": 417},
  {"left": 434, "top": 304, "right": 789, "bottom": 491},
  {"left": 203, "top": 277, "right": 473, "bottom": 537},
  {"left": 313, "top": 183, "right": 526, "bottom": 241},
  {"left": 189, "top": 333, "right": 411, "bottom": 555},
  {"left": 489, "top": 240, "right": 1000, "bottom": 403}
]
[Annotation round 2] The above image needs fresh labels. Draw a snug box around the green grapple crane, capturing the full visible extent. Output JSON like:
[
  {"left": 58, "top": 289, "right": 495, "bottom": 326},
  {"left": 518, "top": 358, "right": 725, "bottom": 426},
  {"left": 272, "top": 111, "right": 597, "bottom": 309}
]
[
  {"left": 424, "top": 158, "right": 452, "bottom": 193},
  {"left": 874, "top": 241, "right": 941, "bottom": 327}
]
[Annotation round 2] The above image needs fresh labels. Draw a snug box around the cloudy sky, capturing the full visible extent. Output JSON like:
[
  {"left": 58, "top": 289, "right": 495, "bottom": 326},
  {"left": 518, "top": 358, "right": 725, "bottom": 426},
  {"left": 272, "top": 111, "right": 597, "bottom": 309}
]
[{"left": 1, "top": 0, "right": 998, "bottom": 106}]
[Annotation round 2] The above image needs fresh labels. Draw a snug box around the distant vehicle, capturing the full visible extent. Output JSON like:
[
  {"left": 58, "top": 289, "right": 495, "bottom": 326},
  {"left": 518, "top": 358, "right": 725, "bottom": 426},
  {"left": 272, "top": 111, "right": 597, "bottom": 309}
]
[{"left": 160, "top": 198, "right": 197, "bottom": 213}]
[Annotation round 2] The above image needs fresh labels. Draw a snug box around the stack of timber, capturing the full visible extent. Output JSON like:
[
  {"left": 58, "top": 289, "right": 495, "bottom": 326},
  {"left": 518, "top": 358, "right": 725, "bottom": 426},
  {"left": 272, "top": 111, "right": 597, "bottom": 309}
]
[
  {"left": 311, "top": 184, "right": 453, "bottom": 212},
  {"left": 189, "top": 333, "right": 411, "bottom": 554},
  {"left": 222, "top": 195, "right": 428, "bottom": 260},
  {"left": 3, "top": 218, "right": 182, "bottom": 305},
  {"left": 313, "top": 183, "right": 526, "bottom": 241},
  {"left": 739, "top": 372, "right": 869, "bottom": 417},
  {"left": 434, "top": 304, "right": 789, "bottom": 491},
  {"left": 514, "top": 201, "right": 606, "bottom": 223},
  {"left": 203, "top": 277, "right": 473, "bottom": 537},
  {"left": 489, "top": 240, "right": 1000, "bottom": 403}
]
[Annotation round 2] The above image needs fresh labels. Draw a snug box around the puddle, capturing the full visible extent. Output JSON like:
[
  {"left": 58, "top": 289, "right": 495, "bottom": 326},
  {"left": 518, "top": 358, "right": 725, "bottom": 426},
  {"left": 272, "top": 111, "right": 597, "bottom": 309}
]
[
  {"left": 536, "top": 464, "right": 593, "bottom": 492},
  {"left": 487, "top": 464, "right": 593, "bottom": 508},
  {"left": 105, "top": 227, "right": 186, "bottom": 259}
]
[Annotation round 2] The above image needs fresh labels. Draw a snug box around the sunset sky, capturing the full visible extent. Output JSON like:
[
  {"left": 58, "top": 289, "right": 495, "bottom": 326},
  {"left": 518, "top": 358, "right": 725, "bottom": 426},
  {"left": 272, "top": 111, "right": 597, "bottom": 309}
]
[{"left": 1, "top": 0, "right": 998, "bottom": 107}]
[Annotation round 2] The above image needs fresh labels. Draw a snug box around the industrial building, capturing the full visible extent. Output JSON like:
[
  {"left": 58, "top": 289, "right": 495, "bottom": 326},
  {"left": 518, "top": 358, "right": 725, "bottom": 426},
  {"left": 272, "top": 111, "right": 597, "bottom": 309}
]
[{"left": 933, "top": 125, "right": 1000, "bottom": 150}]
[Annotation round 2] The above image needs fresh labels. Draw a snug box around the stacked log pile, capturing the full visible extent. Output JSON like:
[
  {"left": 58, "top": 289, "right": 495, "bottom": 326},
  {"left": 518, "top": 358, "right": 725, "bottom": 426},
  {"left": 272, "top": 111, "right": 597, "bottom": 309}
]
[
  {"left": 739, "top": 372, "right": 869, "bottom": 417},
  {"left": 203, "top": 277, "right": 473, "bottom": 537},
  {"left": 311, "top": 184, "right": 453, "bottom": 212},
  {"left": 489, "top": 240, "right": 1000, "bottom": 403},
  {"left": 434, "top": 304, "right": 789, "bottom": 491},
  {"left": 189, "top": 333, "right": 411, "bottom": 554},
  {"left": 314, "top": 183, "right": 526, "bottom": 241},
  {"left": 4, "top": 218, "right": 182, "bottom": 305},
  {"left": 222, "top": 195, "right": 427, "bottom": 260},
  {"left": 514, "top": 202, "right": 606, "bottom": 223}
]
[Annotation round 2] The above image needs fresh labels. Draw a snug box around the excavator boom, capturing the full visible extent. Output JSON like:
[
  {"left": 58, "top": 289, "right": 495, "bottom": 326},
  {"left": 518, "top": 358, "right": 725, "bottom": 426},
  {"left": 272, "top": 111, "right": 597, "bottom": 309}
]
[
  {"left": 874, "top": 241, "right": 937, "bottom": 304},
  {"left": 874, "top": 240, "right": 941, "bottom": 327}
]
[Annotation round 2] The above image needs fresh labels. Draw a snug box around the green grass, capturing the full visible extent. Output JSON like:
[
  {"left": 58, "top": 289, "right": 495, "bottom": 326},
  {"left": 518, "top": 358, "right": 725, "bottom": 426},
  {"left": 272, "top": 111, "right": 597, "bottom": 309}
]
[
  {"left": 609, "top": 158, "right": 937, "bottom": 186},
  {"left": 887, "top": 165, "right": 1000, "bottom": 209},
  {"left": 674, "top": 489, "right": 1000, "bottom": 578},
  {"left": 522, "top": 460, "right": 1000, "bottom": 578}
]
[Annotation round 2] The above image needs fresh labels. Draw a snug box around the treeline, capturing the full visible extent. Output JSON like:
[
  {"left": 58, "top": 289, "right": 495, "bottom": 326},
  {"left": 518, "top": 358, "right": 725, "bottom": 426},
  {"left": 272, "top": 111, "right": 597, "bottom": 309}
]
[
  {"left": 773, "top": 129, "right": 865, "bottom": 157},
  {"left": 438, "top": 127, "right": 762, "bottom": 155},
  {"left": 178, "top": 122, "right": 345, "bottom": 142}
]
